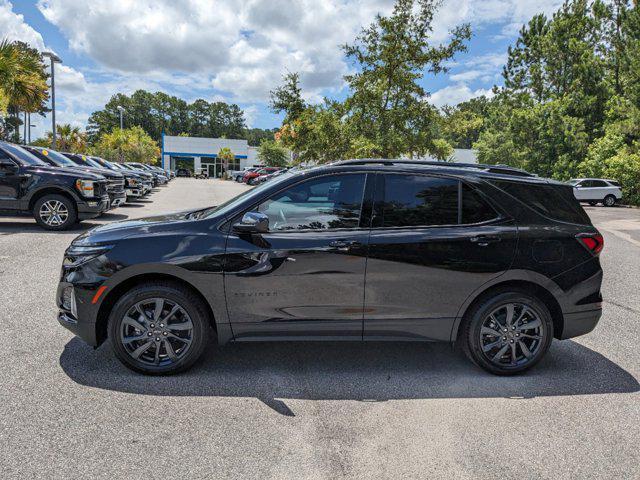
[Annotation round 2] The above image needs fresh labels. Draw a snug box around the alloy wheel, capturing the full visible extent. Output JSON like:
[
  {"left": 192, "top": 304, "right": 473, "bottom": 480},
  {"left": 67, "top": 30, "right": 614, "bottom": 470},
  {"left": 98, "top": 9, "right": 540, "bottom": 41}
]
[
  {"left": 39, "top": 200, "right": 69, "bottom": 226},
  {"left": 119, "top": 297, "right": 194, "bottom": 367},
  {"left": 479, "top": 302, "right": 545, "bottom": 368}
]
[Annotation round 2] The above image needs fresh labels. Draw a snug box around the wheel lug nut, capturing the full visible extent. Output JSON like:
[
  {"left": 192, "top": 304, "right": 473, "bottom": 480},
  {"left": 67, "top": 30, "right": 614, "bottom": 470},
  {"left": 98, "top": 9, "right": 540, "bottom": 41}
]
[
  {"left": 515, "top": 333, "right": 520, "bottom": 337},
  {"left": 159, "top": 323, "right": 164, "bottom": 328},
  {"left": 163, "top": 331, "right": 168, "bottom": 336},
  {"left": 155, "top": 337, "right": 160, "bottom": 341},
  {"left": 150, "top": 324, "right": 155, "bottom": 328},
  {"left": 147, "top": 332, "right": 152, "bottom": 336},
  {"left": 503, "top": 328, "right": 507, "bottom": 332},
  {"left": 502, "top": 337, "right": 507, "bottom": 340},
  {"left": 512, "top": 326, "right": 516, "bottom": 330},
  {"left": 510, "top": 340, "right": 514, "bottom": 343}
]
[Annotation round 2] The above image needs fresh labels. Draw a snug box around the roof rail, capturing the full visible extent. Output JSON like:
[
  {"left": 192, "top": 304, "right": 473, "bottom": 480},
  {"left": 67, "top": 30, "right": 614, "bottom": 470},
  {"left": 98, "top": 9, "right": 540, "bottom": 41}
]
[{"left": 332, "top": 158, "right": 536, "bottom": 177}]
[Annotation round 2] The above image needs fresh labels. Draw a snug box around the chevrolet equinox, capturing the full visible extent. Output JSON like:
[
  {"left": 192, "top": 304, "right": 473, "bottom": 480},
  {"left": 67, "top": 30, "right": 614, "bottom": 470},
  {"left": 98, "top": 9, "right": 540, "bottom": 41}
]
[{"left": 56, "top": 160, "right": 603, "bottom": 375}]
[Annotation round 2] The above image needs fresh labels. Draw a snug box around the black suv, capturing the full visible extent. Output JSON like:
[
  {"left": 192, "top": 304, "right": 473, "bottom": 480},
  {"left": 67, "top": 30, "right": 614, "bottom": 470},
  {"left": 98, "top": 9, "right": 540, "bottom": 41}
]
[
  {"left": 56, "top": 160, "right": 603, "bottom": 375},
  {"left": 0, "top": 141, "right": 109, "bottom": 230}
]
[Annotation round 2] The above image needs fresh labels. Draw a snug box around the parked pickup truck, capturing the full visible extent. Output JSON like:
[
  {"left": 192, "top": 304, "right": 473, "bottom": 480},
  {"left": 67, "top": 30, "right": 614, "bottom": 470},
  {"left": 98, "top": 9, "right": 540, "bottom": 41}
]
[{"left": 0, "top": 141, "right": 109, "bottom": 230}]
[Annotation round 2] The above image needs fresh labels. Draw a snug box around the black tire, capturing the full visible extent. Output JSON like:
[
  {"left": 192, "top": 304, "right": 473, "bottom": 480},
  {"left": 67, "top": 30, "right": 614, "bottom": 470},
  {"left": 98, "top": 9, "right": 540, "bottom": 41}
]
[
  {"left": 603, "top": 195, "right": 616, "bottom": 207},
  {"left": 32, "top": 193, "right": 77, "bottom": 230},
  {"left": 108, "top": 281, "right": 211, "bottom": 375},
  {"left": 459, "top": 291, "right": 553, "bottom": 375}
]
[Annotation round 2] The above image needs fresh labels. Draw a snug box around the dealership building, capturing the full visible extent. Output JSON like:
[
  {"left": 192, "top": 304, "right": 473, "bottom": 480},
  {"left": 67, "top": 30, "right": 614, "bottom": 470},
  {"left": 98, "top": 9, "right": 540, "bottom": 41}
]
[{"left": 161, "top": 135, "right": 260, "bottom": 177}]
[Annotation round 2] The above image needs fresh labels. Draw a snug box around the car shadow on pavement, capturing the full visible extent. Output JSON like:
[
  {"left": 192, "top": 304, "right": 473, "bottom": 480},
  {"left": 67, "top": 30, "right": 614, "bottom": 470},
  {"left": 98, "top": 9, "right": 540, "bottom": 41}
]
[
  {"left": 59, "top": 338, "right": 639, "bottom": 416},
  {"left": 0, "top": 220, "right": 99, "bottom": 234}
]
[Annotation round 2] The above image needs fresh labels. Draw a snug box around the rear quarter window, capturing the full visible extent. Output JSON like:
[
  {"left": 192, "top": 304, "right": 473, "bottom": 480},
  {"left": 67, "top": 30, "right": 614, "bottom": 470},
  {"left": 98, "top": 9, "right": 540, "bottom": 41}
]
[{"left": 492, "top": 180, "right": 591, "bottom": 225}]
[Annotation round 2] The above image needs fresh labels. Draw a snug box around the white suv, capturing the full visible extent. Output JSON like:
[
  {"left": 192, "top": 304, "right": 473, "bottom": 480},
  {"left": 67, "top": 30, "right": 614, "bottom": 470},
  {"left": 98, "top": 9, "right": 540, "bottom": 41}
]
[{"left": 569, "top": 178, "right": 622, "bottom": 207}]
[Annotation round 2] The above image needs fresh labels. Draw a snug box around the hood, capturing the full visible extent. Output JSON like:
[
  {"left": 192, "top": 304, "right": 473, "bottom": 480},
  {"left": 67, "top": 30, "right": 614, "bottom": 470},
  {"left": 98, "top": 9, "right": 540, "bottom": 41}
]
[
  {"left": 72, "top": 208, "right": 209, "bottom": 245},
  {"left": 80, "top": 166, "right": 124, "bottom": 180},
  {"left": 25, "top": 164, "right": 106, "bottom": 181}
]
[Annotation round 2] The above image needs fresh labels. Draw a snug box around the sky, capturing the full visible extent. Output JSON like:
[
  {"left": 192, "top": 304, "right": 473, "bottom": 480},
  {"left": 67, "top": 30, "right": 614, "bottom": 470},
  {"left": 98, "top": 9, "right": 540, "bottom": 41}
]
[{"left": 3, "top": 0, "right": 564, "bottom": 140}]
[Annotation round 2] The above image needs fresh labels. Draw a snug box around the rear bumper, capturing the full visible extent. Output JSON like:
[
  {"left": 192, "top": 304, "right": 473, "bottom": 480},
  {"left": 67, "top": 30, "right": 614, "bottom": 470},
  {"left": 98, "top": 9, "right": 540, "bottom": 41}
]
[{"left": 559, "top": 308, "right": 602, "bottom": 339}]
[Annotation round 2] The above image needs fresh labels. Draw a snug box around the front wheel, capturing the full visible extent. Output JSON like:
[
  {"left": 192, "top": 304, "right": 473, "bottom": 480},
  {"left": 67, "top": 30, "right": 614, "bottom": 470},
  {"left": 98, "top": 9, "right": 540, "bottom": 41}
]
[
  {"left": 108, "top": 282, "right": 211, "bottom": 375},
  {"left": 33, "top": 194, "right": 77, "bottom": 230},
  {"left": 603, "top": 195, "right": 617, "bottom": 207},
  {"left": 460, "top": 291, "right": 553, "bottom": 375}
]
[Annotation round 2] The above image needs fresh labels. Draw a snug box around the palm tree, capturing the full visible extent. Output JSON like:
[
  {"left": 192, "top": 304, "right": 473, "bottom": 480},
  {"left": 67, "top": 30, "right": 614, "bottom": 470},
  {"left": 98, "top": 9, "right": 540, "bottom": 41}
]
[
  {"left": 0, "top": 39, "right": 49, "bottom": 140},
  {"left": 44, "top": 123, "right": 86, "bottom": 152}
]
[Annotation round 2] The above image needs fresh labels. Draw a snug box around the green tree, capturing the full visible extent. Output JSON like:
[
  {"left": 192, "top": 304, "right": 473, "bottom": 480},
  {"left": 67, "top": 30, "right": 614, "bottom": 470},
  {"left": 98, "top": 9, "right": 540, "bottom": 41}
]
[
  {"left": 90, "top": 126, "right": 160, "bottom": 163},
  {"left": 40, "top": 123, "right": 87, "bottom": 152},
  {"left": 474, "top": 0, "right": 630, "bottom": 182},
  {"left": 243, "top": 127, "right": 277, "bottom": 146},
  {"left": 87, "top": 90, "right": 247, "bottom": 144},
  {"left": 217, "top": 147, "right": 235, "bottom": 176},
  {"left": 269, "top": 72, "right": 306, "bottom": 123},
  {"left": 0, "top": 40, "right": 49, "bottom": 141},
  {"left": 440, "top": 96, "right": 490, "bottom": 148},
  {"left": 342, "top": 0, "right": 471, "bottom": 158},
  {"left": 257, "top": 139, "right": 289, "bottom": 166}
]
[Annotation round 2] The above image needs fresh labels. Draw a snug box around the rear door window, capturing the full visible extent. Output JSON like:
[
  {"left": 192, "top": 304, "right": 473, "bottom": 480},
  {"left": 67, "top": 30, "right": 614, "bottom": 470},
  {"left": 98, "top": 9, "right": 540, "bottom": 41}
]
[
  {"left": 376, "top": 174, "right": 459, "bottom": 227},
  {"left": 461, "top": 184, "right": 498, "bottom": 224}
]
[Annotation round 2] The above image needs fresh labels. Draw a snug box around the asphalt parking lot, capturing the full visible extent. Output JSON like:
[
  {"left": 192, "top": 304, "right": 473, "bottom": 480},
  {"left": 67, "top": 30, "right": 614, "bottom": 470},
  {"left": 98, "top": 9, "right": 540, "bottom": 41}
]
[{"left": 0, "top": 179, "right": 638, "bottom": 479}]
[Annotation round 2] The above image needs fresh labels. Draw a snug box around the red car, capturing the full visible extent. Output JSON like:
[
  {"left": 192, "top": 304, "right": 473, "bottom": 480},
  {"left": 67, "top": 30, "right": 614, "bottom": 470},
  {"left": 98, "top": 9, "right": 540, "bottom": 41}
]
[{"left": 242, "top": 167, "right": 280, "bottom": 185}]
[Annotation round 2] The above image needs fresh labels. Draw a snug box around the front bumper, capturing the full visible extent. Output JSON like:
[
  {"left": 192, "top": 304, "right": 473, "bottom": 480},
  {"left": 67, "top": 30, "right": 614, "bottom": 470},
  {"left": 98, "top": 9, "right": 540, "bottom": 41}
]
[
  {"left": 108, "top": 191, "right": 126, "bottom": 209},
  {"left": 77, "top": 195, "right": 110, "bottom": 220},
  {"left": 126, "top": 187, "right": 143, "bottom": 198},
  {"left": 56, "top": 281, "right": 101, "bottom": 346}
]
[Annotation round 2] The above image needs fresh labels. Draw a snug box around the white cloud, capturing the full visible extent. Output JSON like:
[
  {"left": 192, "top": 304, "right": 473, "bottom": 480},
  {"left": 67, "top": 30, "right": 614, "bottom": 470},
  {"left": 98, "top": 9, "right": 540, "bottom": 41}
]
[
  {"left": 3, "top": 0, "right": 565, "bottom": 133},
  {"left": 242, "top": 105, "right": 259, "bottom": 128},
  {"left": 430, "top": 84, "right": 494, "bottom": 108},
  {"left": 34, "top": 0, "right": 561, "bottom": 106},
  {"left": 0, "top": 0, "right": 45, "bottom": 49}
]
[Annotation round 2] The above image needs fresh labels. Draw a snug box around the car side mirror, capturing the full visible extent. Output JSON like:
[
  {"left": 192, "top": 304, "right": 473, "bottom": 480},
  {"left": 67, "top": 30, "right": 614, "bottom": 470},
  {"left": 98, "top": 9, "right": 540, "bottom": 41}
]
[{"left": 233, "top": 211, "right": 269, "bottom": 234}]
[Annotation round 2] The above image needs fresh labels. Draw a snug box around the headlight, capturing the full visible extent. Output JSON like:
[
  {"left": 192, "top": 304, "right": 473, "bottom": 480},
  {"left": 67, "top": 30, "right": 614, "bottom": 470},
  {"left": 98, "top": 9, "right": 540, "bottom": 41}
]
[
  {"left": 64, "top": 244, "right": 113, "bottom": 267},
  {"left": 127, "top": 177, "right": 138, "bottom": 187},
  {"left": 75, "top": 179, "right": 94, "bottom": 197}
]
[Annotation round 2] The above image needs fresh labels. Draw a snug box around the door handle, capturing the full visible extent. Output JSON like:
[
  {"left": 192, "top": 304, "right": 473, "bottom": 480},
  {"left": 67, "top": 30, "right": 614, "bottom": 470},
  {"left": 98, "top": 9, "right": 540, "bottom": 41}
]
[
  {"left": 329, "top": 240, "right": 362, "bottom": 250},
  {"left": 469, "top": 235, "right": 501, "bottom": 247}
]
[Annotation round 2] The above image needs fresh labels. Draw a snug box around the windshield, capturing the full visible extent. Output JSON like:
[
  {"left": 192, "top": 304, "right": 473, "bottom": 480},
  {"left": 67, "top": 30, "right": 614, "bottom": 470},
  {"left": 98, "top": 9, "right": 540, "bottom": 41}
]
[
  {"left": 1, "top": 143, "right": 46, "bottom": 166},
  {"left": 84, "top": 157, "right": 104, "bottom": 169},
  {"left": 36, "top": 148, "right": 79, "bottom": 167},
  {"left": 203, "top": 170, "right": 297, "bottom": 218}
]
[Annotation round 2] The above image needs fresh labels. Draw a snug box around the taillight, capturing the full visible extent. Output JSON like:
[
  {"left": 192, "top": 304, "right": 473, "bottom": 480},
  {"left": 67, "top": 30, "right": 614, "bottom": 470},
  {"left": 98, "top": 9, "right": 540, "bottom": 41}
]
[{"left": 577, "top": 233, "right": 604, "bottom": 255}]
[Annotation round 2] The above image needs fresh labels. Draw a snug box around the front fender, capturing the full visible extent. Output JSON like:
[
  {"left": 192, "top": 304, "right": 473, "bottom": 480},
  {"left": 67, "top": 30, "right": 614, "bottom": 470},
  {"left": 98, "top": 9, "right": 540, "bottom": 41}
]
[{"left": 95, "top": 262, "right": 229, "bottom": 329}]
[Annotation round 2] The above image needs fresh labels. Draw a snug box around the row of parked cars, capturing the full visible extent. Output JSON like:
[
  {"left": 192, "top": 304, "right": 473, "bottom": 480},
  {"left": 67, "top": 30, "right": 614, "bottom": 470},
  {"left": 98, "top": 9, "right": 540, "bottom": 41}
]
[
  {"left": 0, "top": 140, "right": 173, "bottom": 230},
  {"left": 231, "top": 166, "right": 290, "bottom": 185}
]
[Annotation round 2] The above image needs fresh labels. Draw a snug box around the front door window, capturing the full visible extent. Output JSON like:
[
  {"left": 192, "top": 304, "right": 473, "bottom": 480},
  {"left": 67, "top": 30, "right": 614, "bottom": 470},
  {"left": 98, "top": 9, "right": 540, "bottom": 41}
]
[{"left": 256, "top": 173, "right": 367, "bottom": 231}]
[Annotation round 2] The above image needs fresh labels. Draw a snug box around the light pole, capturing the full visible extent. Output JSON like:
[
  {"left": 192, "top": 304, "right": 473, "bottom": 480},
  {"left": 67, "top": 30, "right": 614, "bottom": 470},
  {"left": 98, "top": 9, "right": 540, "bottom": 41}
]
[
  {"left": 117, "top": 105, "right": 125, "bottom": 130},
  {"left": 42, "top": 51, "right": 62, "bottom": 149},
  {"left": 29, "top": 118, "right": 36, "bottom": 144}
]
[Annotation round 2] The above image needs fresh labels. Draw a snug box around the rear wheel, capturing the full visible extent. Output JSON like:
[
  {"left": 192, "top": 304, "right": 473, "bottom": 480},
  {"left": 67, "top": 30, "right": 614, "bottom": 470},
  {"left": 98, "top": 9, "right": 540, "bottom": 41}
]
[
  {"left": 108, "top": 282, "right": 211, "bottom": 375},
  {"left": 603, "top": 194, "right": 616, "bottom": 207},
  {"left": 460, "top": 291, "right": 553, "bottom": 375},
  {"left": 33, "top": 194, "right": 77, "bottom": 230}
]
